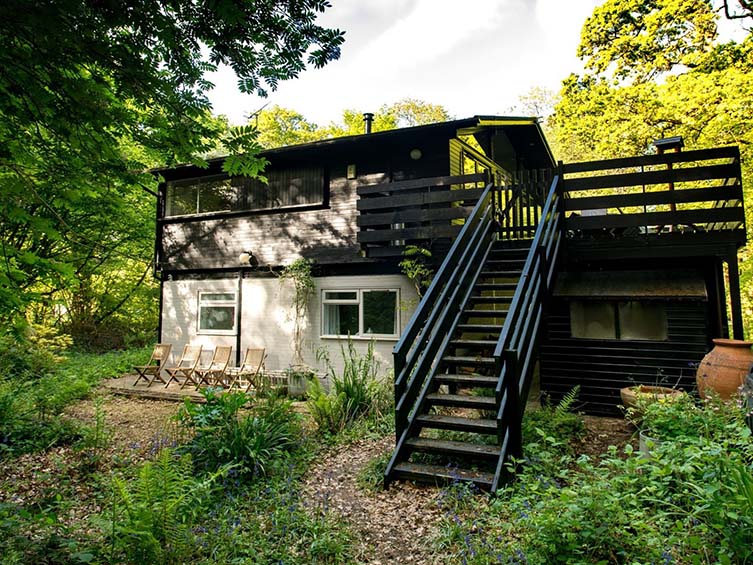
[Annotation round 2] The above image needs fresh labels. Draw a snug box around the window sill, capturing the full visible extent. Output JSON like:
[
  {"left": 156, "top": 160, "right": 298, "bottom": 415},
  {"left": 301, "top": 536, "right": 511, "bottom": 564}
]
[
  {"left": 197, "top": 330, "right": 237, "bottom": 336},
  {"left": 320, "top": 334, "right": 398, "bottom": 342}
]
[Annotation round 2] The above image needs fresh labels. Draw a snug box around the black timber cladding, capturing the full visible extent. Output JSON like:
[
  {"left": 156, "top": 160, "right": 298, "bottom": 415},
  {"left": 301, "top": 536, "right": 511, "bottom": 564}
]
[
  {"left": 155, "top": 117, "right": 553, "bottom": 272},
  {"left": 540, "top": 300, "right": 709, "bottom": 416}
]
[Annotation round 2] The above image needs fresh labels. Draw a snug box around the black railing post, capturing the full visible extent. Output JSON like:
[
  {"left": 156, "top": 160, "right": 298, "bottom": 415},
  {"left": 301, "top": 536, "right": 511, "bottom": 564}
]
[{"left": 503, "top": 349, "right": 522, "bottom": 459}]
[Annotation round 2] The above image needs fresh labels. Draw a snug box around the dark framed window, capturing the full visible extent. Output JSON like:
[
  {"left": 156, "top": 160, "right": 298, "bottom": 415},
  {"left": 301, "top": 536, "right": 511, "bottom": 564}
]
[
  {"left": 570, "top": 300, "right": 667, "bottom": 341},
  {"left": 165, "top": 167, "right": 325, "bottom": 217}
]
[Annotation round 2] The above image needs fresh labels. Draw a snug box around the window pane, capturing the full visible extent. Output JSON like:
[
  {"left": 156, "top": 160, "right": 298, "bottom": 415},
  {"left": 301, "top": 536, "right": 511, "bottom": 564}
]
[
  {"left": 198, "top": 179, "right": 238, "bottom": 213},
  {"left": 323, "top": 303, "right": 358, "bottom": 335},
  {"left": 201, "top": 293, "right": 235, "bottom": 302},
  {"left": 166, "top": 183, "right": 198, "bottom": 216},
  {"left": 199, "top": 306, "right": 235, "bottom": 331},
  {"left": 618, "top": 302, "right": 667, "bottom": 341},
  {"left": 570, "top": 301, "right": 616, "bottom": 339},
  {"left": 363, "top": 291, "right": 397, "bottom": 335},
  {"left": 324, "top": 291, "right": 357, "bottom": 301}
]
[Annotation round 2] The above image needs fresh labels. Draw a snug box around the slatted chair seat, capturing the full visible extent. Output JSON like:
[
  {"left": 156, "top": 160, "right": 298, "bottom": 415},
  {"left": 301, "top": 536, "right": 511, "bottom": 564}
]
[
  {"left": 163, "top": 344, "right": 203, "bottom": 389},
  {"left": 194, "top": 345, "right": 233, "bottom": 388},
  {"left": 133, "top": 343, "right": 172, "bottom": 387},
  {"left": 226, "top": 348, "right": 266, "bottom": 393}
]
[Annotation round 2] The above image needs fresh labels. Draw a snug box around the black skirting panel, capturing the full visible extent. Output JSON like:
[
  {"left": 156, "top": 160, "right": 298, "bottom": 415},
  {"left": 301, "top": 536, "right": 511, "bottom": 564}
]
[{"left": 539, "top": 301, "right": 710, "bottom": 416}]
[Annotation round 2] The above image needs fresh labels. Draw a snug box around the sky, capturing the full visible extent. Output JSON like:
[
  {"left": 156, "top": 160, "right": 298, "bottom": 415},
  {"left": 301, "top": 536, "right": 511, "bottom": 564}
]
[{"left": 205, "top": 0, "right": 746, "bottom": 127}]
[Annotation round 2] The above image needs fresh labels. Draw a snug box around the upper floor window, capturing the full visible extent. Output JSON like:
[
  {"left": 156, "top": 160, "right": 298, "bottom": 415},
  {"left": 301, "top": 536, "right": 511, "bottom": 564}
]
[{"left": 165, "top": 167, "right": 325, "bottom": 217}]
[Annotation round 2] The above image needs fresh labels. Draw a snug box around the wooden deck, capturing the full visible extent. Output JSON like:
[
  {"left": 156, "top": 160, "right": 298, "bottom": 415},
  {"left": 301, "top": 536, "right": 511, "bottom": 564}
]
[
  {"left": 100, "top": 371, "right": 295, "bottom": 403},
  {"left": 101, "top": 374, "right": 210, "bottom": 402}
]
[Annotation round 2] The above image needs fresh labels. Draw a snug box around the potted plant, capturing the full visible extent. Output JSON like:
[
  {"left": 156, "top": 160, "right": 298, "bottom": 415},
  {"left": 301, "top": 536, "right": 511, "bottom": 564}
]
[{"left": 620, "top": 384, "right": 684, "bottom": 415}]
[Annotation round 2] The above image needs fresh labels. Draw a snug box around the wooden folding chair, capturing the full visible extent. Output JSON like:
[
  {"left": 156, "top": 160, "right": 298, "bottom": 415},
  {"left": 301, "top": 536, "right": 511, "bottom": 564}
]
[
  {"left": 133, "top": 343, "right": 172, "bottom": 387},
  {"left": 163, "top": 344, "right": 203, "bottom": 389},
  {"left": 194, "top": 345, "right": 233, "bottom": 388},
  {"left": 226, "top": 348, "right": 266, "bottom": 393}
]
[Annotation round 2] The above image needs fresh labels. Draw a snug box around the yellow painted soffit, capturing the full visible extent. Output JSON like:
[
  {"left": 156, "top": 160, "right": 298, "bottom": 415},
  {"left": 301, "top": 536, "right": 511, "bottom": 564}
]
[{"left": 476, "top": 118, "right": 537, "bottom": 127}]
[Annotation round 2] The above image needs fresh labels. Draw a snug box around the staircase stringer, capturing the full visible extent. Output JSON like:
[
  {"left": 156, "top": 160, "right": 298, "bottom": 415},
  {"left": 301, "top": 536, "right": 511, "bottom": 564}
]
[
  {"left": 384, "top": 223, "right": 498, "bottom": 482},
  {"left": 396, "top": 237, "right": 500, "bottom": 449}
]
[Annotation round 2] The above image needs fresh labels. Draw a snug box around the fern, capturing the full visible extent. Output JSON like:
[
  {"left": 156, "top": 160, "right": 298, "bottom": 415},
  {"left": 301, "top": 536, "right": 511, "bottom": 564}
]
[
  {"left": 555, "top": 385, "right": 581, "bottom": 417},
  {"left": 107, "top": 449, "right": 224, "bottom": 564}
]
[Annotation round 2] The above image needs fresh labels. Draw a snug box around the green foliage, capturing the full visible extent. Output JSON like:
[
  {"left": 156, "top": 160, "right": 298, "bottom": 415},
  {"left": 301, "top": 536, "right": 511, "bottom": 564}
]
[
  {"left": 400, "top": 245, "right": 434, "bottom": 297},
  {"left": 105, "top": 449, "right": 224, "bottom": 564},
  {"left": 356, "top": 449, "right": 392, "bottom": 492},
  {"left": 0, "top": 0, "right": 343, "bottom": 327},
  {"left": 554, "top": 1, "right": 753, "bottom": 337},
  {"left": 199, "top": 469, "right": 353, "bottom": 563},
  {"left": 435, "top": 389, "right": 753, "bottom": 564},
  {"left": 178, "top": 389, "right": 301, "bottom": 479},
  {"left": 0, "top": 346, "right": 150, "bottom": 457},
  {"left": 280, "top": 258, "right": 316, "bottom": 366},
  {"left": 522, "top": 388, "right": 586, "bottom": 450},
  {"left": 579, "top": 0, "right": 718, "bottom": 82},
  {"left": 310, "top": 340, "right": 392, "bottom": 436}
]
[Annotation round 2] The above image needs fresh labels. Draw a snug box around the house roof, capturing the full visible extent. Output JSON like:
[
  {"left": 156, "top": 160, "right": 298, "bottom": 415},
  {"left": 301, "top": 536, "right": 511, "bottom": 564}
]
[{"left": 154, "top": 115, "right": 555, "bottom": 179}]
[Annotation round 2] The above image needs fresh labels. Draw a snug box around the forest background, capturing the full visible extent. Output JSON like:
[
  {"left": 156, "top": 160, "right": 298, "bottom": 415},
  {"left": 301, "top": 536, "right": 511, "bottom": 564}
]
[{"left": 1, "top": 0, "right": 751, "bottom": 352}]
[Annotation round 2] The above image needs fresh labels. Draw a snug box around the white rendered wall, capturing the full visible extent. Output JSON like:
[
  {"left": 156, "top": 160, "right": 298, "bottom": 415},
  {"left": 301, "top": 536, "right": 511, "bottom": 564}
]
[{"left": 160, "top": 274, "right": 419, "bottom": 380}]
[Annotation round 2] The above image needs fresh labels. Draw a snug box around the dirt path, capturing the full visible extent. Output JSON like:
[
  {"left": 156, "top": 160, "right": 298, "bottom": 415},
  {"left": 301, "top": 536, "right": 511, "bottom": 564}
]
[{"left": 301, "top": 436, "right": 446, "bottom": 564}]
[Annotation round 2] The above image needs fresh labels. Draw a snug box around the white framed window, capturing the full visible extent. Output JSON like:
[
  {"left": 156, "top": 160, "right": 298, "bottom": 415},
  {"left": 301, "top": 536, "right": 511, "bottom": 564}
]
[
  {"left": 321, "top": 289, "right": 399, "bottom": 338},
  {"left": 197, "top": 291, "right": 237, "bottom": 334}
]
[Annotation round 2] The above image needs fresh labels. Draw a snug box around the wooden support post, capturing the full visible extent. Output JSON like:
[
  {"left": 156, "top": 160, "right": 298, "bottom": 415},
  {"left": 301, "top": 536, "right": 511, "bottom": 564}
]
[
  {"left": 727, "top": 252, "right": 745, "bottom": 340},
  {"left": 503, "top": 349, "right": 523, "bottom": 460}
]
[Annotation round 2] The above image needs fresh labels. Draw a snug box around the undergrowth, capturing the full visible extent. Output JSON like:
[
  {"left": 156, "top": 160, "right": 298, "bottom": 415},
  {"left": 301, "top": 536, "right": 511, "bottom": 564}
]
[{"left": 435, "top": 392, "right": 753, "bottom": 564}]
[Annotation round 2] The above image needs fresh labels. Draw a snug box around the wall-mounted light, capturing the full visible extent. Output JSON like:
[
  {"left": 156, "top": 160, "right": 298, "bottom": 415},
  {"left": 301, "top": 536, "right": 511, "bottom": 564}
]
[
  {"left": 239, "top": 251, "right": 255, "bottom": 266},
  {"left": 410, "top": 148, "right": 422, "bottom": 160},
  {"left": 347, "top": 164, "right": 357, "bottom": 179}
]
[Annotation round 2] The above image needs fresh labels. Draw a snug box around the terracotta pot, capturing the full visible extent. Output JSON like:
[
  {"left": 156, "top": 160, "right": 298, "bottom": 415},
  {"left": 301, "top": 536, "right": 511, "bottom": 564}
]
[
  {"left": 620, "top": 385, "right": 684, "bottom": 412},
  {"left": 696, "top": 339, "right": 753, "bottom": 400}
]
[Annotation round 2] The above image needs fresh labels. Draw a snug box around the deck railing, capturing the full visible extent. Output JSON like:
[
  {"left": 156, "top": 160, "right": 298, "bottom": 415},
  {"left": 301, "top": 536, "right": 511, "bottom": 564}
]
[
  {"left": 356, "top": 172, "right": 487, "bottom": 259},
  {"left": 561, "top": 147, "right": 744, "bottom": 237}
]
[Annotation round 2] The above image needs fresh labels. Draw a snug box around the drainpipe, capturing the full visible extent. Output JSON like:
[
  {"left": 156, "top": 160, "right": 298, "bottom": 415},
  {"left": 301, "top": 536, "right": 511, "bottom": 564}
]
[{"left": 363, "top": 112, "right": 374, "bottom": 134}]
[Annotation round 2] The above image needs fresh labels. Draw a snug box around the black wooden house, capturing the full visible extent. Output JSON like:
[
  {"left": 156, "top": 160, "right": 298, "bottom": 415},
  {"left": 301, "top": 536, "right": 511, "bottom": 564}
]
[{"left": 154, "top": 117, "right": 747, "bottom": 492}]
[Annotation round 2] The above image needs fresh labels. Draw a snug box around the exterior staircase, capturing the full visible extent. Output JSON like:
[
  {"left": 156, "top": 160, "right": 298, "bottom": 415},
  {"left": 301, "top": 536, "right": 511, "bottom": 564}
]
[{"left": 384, "top": 174, "right": 563, "bottom": 492}]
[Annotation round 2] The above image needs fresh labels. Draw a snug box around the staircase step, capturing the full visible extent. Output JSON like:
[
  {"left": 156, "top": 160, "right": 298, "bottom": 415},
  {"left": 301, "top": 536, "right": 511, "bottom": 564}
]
[
  {"left": 392, "top": 462, "right": 494, "bottom": 489},
  {"left": 462, "top": 309, "right": 508, "bottom": 318},
  {"left": 449, "top": 339, "right": 497, "bottom": 349},
  {"left": 456, "top": 323, "right": 502, "bottom": 333},
  {"left": 485, "top": 259, "right": 526, "bottom": 267},
  {"left": 426, "top": 393, "right": 496, "bottom": 410},
  {"left": 466, "top": 295, "right": 513, "bottom": 304},
  {"left": 442, "top": 355, "right": 495, "bottom": 367},
  {"left": 474, "top": 283, "right": 518, "bottom": 292},
  {"left": 435, "top": 373, "right": 498, "bottom": 386},
  {"left": 478, "top": 270, "right": 522, "bottom": 278},
  {"left": 416, "top": 414, "right": 497, "bottom": 434},
  {"left": 405, "top": 437, "right": 500, "bottom": 459}
]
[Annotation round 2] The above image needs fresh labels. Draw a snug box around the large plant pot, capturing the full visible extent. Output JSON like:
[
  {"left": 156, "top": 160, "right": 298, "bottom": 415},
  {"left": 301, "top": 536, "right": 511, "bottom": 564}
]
[
  {"left": 696, "top": 339, "right": 753, "bottom": 400},
  {"left": 620, "top": 385, "right": 684, "bottom": 413}
]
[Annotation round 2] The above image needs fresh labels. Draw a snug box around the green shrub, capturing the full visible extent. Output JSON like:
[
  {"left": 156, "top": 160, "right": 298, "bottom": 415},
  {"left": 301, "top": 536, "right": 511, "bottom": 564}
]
[
  {"left": 436, "top": 386, "right": 753, "bottom": 564},
  {"left": 178, "top": 389, "right": 301, "bottom": 479},
  {"left": 104, "top": 449, "right": 223, "bottom": 564},
  {"left": 309, "top": 339, "right": 393, "bottom": 436}
]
